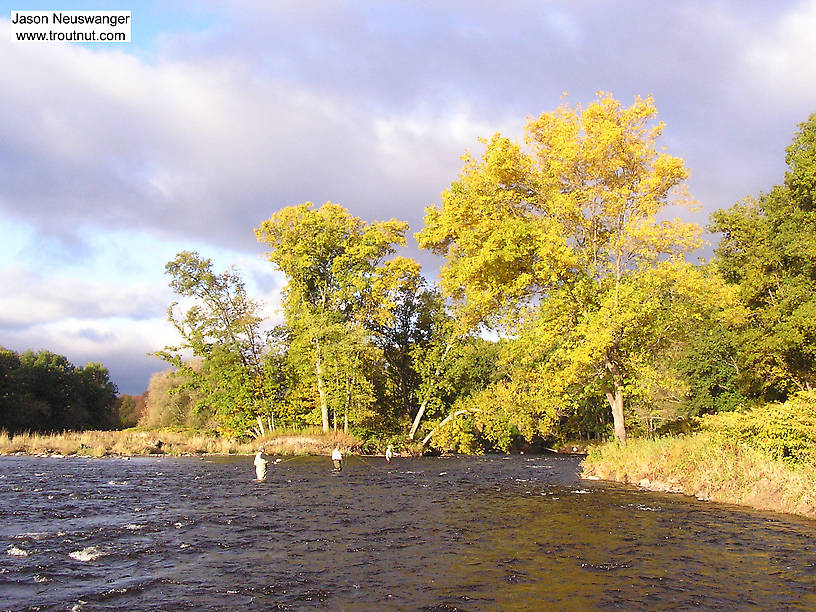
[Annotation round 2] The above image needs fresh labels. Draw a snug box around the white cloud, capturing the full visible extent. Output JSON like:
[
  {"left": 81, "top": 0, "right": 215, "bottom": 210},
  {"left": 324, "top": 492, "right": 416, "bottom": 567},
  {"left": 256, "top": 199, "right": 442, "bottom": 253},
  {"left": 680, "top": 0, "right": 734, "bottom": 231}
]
[
  {"left": 0, "top": 264, "right": 169, "bottom": 329},
  {"left": 743, "top": 1, "right": 816, "bottom": 108},
  {"left": 0, "top": 18, "right": 478, "bottom": 253}
]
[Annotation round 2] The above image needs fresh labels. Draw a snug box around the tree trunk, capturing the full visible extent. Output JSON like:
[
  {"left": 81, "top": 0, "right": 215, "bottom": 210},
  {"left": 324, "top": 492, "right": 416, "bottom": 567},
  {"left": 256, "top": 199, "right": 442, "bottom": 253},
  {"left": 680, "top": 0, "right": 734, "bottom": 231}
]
[
  {"left": 604, "top": 357, "right": 626, "bottom": 442},
  {"left": 344, "top": 403, "right": 348, "bottom": 434},
  {"left": 409, "top": 337, "right": 455, "bottom": 439},
  {"left": 343, "top": 374, "right": 353, "bottom": 434},
  {"left": 420, "top": 408, "right": 478, "bottom": 446},
  {"left": 605, "top": 385, "right": 626, "bottom": 443},
  {"left": 409, "top": 397, "right": 430, "bottom": 440},
  {"left": 315, "top": 343, "right": 329, "bottom": 433}
]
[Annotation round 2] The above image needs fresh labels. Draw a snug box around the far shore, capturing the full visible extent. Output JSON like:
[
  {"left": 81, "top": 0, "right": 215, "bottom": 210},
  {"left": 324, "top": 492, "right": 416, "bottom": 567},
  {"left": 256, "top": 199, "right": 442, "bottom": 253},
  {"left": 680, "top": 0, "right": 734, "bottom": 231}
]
[{"left": 0, "top": 428, "right": 363, "bottom": 458}]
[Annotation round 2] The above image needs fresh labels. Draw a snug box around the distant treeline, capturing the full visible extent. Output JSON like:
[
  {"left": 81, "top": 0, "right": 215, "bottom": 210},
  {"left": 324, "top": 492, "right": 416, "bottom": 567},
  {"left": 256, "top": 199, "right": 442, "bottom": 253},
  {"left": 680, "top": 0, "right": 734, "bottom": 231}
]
[
  {"left": 0, "top": 347, "right": 119, "bottom": 433},
  {"left": 115, "top": 390, "right": 148, "bottom": 428}
]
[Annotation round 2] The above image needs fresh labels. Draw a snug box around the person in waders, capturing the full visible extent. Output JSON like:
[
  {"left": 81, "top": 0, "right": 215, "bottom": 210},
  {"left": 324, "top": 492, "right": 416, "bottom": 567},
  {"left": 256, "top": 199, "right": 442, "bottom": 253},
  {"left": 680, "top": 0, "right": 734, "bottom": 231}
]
[
  {"left": 332, "top": 447, "right": 343, "bottom": 471},
  {"left": 385, "top": 444, "right": 393, "bottom": 463},
  {"left": 254, "top": 447, "right": 269, "bottom": 481}
]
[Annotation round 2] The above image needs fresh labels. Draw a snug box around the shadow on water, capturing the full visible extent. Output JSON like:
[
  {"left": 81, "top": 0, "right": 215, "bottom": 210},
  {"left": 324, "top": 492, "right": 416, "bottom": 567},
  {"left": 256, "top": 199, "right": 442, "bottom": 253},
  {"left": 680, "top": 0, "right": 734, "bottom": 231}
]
[{"left": 1, "top": 454, "right": 815, "bottom": 610}]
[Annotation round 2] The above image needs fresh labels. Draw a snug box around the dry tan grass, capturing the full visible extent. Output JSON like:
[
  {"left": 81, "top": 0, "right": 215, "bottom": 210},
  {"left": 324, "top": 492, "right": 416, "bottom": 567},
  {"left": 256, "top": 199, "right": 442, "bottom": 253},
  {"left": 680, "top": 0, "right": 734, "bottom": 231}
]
[
  {"left": 0, "top": 428, "right": 361, "bottom": 457},
  {"left": 582, "top": 434, "right": 816, "bottom": 520},
  {"left": 258, "top": 430, "right": 359, "bottom": 456}
]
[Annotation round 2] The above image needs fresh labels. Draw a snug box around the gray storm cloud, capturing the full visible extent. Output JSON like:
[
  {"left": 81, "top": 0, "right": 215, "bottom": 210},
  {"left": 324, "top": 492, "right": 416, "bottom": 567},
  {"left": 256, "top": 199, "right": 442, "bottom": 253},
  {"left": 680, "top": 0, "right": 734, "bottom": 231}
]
[{"left": 2, "top": 1, "right": 813, "bottom": 253}]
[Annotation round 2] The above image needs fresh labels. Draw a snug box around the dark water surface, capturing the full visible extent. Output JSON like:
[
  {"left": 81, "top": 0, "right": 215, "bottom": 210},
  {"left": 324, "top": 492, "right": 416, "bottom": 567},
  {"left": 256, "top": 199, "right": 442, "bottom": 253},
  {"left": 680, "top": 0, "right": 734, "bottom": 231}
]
[{"left": 1, "top": 454, "right": 815, "bottom": 611}]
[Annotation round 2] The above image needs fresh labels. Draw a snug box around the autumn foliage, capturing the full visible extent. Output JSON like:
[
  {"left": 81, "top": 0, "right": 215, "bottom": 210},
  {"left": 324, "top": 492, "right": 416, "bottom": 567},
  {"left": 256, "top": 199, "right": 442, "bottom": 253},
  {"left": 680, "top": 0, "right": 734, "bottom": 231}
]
[{"left": 144, "top": 97, "right": 816, "bottom": 454}]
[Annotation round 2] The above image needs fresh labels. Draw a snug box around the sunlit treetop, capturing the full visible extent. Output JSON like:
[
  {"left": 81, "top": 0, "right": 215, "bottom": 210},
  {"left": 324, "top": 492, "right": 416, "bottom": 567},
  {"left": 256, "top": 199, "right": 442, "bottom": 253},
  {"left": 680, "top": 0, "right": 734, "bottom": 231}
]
[{"left": 418, "top": 92, "right": 703, "bottom": 326}]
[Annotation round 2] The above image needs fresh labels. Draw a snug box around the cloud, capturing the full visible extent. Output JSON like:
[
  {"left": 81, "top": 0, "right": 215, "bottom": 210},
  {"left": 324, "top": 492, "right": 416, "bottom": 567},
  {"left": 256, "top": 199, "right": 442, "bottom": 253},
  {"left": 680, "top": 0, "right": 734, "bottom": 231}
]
[
  {"left": 4, "top": 2, "right": 813, "bottom": 251},
  {"left": 3, "top": 1, "right": 815, "bottom": 393},
  {"left": 0, "top": 17, "right": 492, "bottom": 257},
  {"left": 78, "top": 328, "right": 116, "bottom": 343},
  {"left": 0, "top": 315, "right": 176, "bottom": 394},
  {"left": 744, "top": 0, "right": 816, "bottom": 112},
  {"left": 0, "top": 264, "right": 169, "bottom": 329},
  {"left": 4, "top": 2, "right": 810, "bottom": 258}
]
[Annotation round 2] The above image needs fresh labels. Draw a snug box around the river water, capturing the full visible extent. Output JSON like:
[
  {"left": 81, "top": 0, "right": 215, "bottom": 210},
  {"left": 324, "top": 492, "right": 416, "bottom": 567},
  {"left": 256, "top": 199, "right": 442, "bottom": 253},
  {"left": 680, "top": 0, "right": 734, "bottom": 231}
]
[{"left": 1, "top": 454, "right": 814, "bottom": 610}]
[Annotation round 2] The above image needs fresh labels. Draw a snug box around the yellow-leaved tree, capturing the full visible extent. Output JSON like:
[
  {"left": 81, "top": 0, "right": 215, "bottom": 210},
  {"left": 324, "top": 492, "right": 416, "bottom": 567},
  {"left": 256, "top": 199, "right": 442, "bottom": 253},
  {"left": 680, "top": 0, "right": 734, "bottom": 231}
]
[
  {"left": 418, "top": 92, "right": 738, "bottom": 442},
  {"left": 256, "top": 202, "right": 418, "bottom": 433}
]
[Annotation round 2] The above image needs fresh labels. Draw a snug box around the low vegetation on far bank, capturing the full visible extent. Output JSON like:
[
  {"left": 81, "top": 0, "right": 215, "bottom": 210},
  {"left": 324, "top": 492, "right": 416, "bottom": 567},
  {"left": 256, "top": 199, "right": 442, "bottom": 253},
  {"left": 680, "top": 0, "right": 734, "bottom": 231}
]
[
  {"left": 0, "top": 427, "right": 363, "bottom": 458},
  {"left": 582, "top": 391, "right": 816, "bottom": 520}
]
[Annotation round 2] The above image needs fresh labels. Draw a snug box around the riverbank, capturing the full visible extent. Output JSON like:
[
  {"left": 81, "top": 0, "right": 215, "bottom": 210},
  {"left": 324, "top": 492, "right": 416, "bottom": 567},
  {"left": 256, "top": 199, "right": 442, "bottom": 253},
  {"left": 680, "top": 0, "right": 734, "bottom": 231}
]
[
  {"left": 0, "top": 428, "right": 361, "bottom": 457},
  {"left": 581, "top": 434, "right": 816, "bottom": 520}
]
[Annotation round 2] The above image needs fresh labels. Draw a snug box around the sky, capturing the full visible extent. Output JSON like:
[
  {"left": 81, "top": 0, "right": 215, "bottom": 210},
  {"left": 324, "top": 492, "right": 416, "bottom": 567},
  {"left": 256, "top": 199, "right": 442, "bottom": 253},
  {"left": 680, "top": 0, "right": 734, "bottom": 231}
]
[{"left": 1, "top": 1, "right": 815, "bottom": 394}]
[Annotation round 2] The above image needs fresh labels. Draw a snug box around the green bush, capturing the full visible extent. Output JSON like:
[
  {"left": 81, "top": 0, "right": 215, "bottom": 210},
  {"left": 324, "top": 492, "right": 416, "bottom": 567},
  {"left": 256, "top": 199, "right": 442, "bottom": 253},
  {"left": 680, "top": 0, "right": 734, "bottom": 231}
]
[{"left": 700, "top": 390, "right": 816, "bottom": 465}]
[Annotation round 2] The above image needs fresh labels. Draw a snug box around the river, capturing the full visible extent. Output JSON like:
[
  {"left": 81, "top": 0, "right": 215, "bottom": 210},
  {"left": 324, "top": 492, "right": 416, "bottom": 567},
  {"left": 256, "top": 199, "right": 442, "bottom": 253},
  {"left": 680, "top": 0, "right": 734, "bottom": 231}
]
[{"left": 1, "top": 454, "right": 814, "bottom": 610}]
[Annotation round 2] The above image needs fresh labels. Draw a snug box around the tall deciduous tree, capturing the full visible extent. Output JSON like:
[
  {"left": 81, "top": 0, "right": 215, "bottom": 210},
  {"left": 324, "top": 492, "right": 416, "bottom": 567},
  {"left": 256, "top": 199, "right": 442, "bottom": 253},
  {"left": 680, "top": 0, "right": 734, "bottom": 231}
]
[
  {"left": 418, "top": 93, "right": 726, "bottom": 442},
  {"left": 255, "top": 202, "right": 415, "bottom": 432},
  {"left": 711, "top": 113, "right": 816, "bottom": 397},
  {"left": 369, "top": 278, "right": 446, "bottom": 430},
  {"left": 157, "top": 251, "right": 271, "bottom": 437}
]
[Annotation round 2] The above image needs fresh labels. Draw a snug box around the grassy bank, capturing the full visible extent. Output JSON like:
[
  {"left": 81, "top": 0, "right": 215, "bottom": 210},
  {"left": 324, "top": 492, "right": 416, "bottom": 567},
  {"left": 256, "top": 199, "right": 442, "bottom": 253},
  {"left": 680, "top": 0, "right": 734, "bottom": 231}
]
[
  {"left": 582, "top": 434, "right": 816, "bottom": 520},
  {"left": 0, "top": 427, "right": 361, "bottom": 458}
]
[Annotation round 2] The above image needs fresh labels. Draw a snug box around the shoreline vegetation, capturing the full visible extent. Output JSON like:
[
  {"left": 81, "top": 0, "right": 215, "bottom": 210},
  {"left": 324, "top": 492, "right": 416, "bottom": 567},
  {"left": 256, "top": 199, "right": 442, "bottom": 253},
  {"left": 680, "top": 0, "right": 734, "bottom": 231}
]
[
  {"left": 582, "top": 391, "right": 816, "bottom": 521},
  {"left": 0, "top": 428, "right": 365, "bottom": 458},
  {"left": 582, "top": 435, "right": 816, "bottom": 521}
]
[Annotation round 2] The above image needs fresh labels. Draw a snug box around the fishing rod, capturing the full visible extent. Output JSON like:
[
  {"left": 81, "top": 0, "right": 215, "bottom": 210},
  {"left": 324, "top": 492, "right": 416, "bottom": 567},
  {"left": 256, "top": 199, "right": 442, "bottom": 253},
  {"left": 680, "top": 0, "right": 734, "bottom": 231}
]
[{"left": 355, "top": 455, "right": 385, "bottom": 471}]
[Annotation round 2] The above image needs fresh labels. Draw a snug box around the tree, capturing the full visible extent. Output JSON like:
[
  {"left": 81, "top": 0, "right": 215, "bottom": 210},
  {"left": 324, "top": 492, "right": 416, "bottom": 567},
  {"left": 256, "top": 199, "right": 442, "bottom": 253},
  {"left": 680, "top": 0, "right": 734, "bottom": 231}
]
[
  {"left": 0, "top": 347, "right": 118, "bottom": 432},
  {"left": 675, "top": 314, "right": 747, "bottom": 415},
  {"left": 418, "top": 93, "right": 724, "bottom": 442},
  {"left": 255, "top": 202, "right": 414, "bottom": 432},
  {"left": 710, "top": 112, "right": 816, "bottom": 398},
  {"left": 115, "top": 392, "right": 148, "bottom": 428},
  {"left": 369, "top": 278, "right": 446, "bottom": 429},
  {"left": 141, "top": 365, "right": 212, "bottom": 429},
  {"left": 406, "top": 302, "right": 464, "bottom": 440},
  {"left": 0, "top": 348, "right": 44, "bottom": 432},
  {"left": 156, "top": 251, "right": 271, "bottom": 437},
  {"left": 77, "top": 362, "right": 119, "bottom": 429},
  {"left": 414, "top": 335, "right": 504, "bottom": 449}
]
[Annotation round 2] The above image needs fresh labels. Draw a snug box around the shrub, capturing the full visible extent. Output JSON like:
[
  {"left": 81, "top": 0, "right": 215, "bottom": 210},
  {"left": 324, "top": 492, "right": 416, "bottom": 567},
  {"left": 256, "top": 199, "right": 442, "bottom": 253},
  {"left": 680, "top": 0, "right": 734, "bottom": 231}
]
[
  {"left": 141, "top": 366, "right": 215, "bottom": 430},
  {"left": 426, "top": 414, "right": 483, "bottom": 454},
  {"left": 699, "top": 390, "right": 816, "bottom": 465}
]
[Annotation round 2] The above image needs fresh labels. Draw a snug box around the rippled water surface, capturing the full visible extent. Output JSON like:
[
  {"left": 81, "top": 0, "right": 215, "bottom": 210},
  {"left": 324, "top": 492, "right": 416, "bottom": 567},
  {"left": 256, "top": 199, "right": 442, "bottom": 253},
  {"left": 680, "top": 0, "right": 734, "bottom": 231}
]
[{"left": 2, "top": 454, "right": 815, "bottom": 610}]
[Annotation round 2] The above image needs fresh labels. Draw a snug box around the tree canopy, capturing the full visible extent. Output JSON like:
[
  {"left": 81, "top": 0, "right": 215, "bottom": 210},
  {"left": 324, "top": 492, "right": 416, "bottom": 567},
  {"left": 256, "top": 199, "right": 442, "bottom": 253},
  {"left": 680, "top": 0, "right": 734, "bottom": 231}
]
[
  {"left": 0, "top": 347, "right": 118, "bottom": 433},
  {"left": 156, "top": 251, "right": 271, "bottom": 437},
  {"left": 255, "top": 201, "right": 419, "bottom": 433},
  {"left": 710, "top": 112, "right": 816, "bottom": 398},
  {"left": 418, "top": 92, "right": 725, "bottom": 441},
  {"left": 138, "top": 99, "right": 816, "bottom": 453}
]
